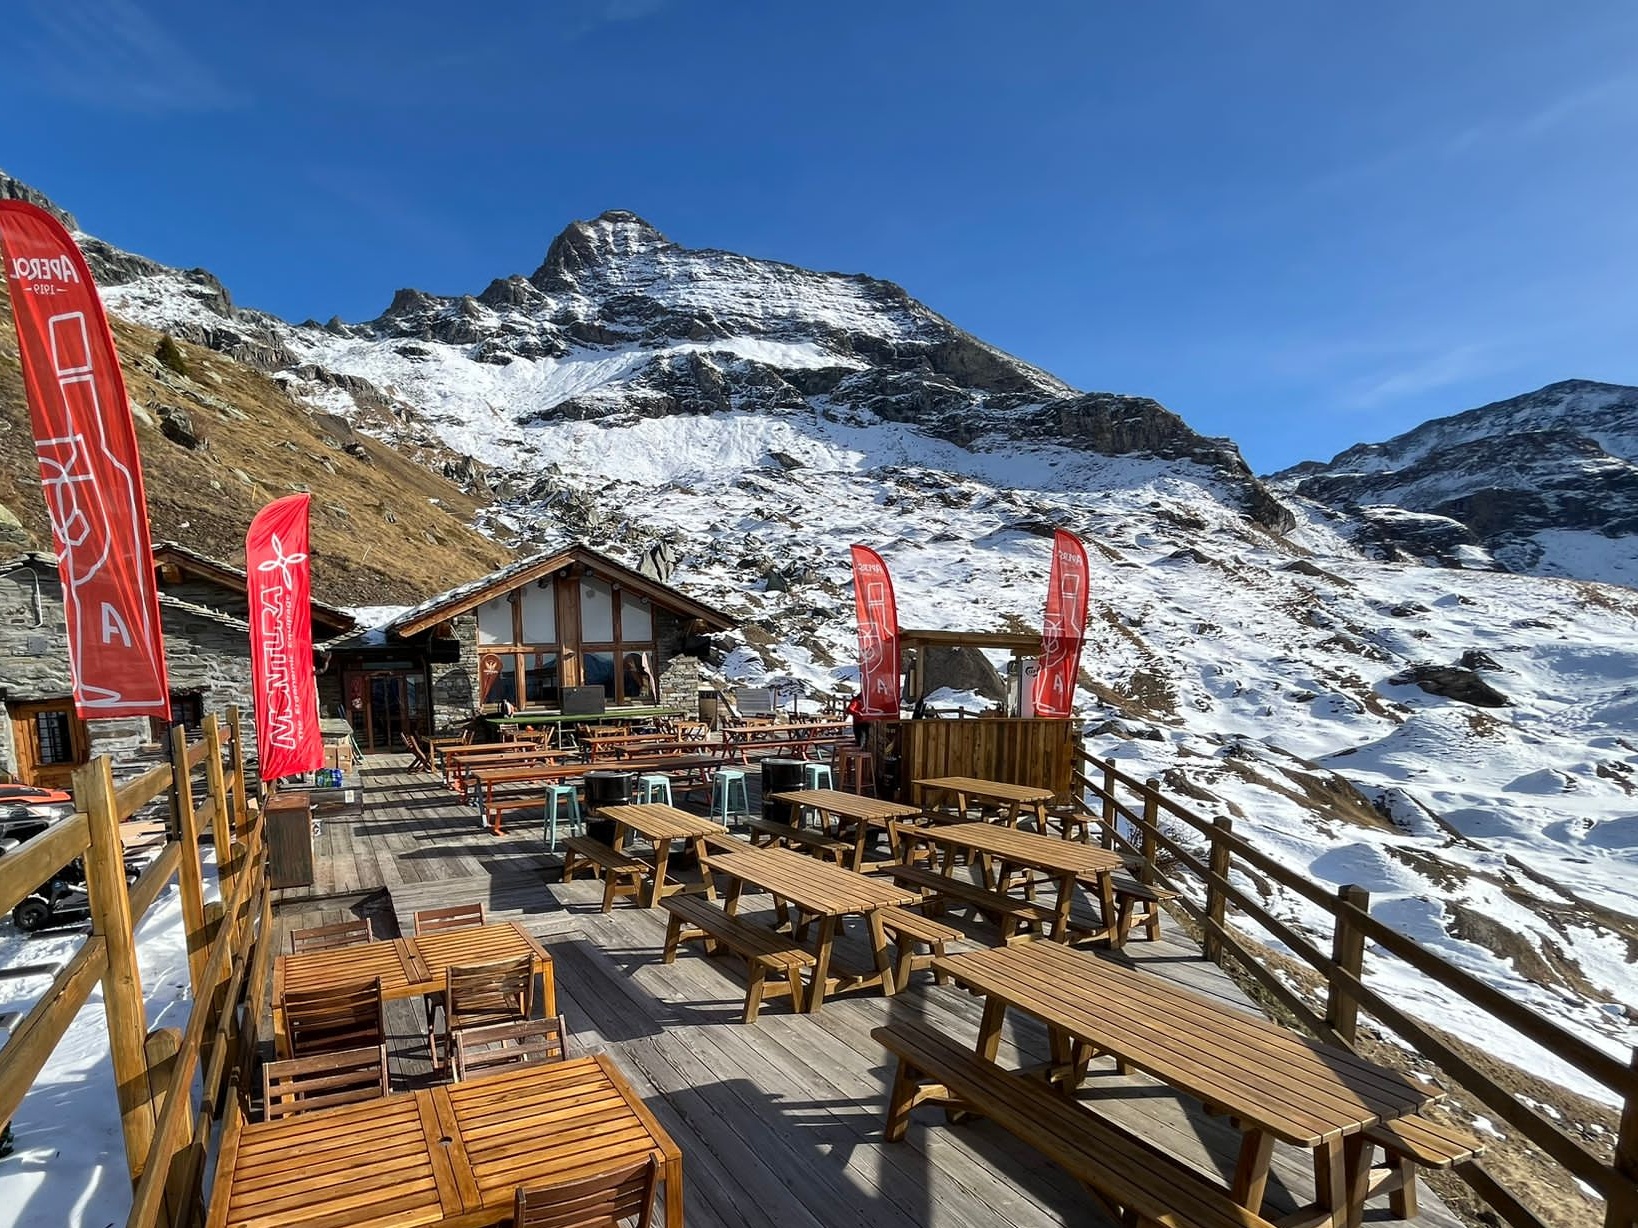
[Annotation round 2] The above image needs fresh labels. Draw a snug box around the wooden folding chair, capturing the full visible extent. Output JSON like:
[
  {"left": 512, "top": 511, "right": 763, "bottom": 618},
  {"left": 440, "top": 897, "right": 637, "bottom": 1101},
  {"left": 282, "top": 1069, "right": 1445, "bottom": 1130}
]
[
  {"left": 514, "top": 1156, "right": 658, "bottom": 1228},
  {"left": 413, "top": 903, "right": 485, "bottom": 935},
  {"left": 401, "top": 731, "right": 436, "bottom": 772},
  {"left": 289, "top": 917, "right": 373, "bottom": 954},
  {"left": 262, "top": 1044, "right": 388, "bottom": 1120},
  {"left": 452, "top": 1015, "right": 570, "bottom": 1082},
  {"left": 438, "top": 954, "right": 534, "bottom": 1067},
  {"left": 415, "top": 903, "right": 487, "bottom": 1062},
  {"left": 283, "top": 976, "right": 386, "bottom": 1058}
]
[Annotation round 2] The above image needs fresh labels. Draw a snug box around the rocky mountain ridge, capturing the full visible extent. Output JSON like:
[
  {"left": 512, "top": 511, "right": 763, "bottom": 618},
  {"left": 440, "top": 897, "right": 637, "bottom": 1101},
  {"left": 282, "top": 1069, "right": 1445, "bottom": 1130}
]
[
  {"left": 0, "top": 171, "right": 1633, "bottom": 1127},
  {"left": 1271, "top": 379, "right": 1638, "bottom": 584}
]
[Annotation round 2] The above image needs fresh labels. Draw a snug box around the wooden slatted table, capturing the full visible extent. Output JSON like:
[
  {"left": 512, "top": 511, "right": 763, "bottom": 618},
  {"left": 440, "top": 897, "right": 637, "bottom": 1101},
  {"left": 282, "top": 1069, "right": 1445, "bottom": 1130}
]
[
  {"left": 272, "top": 938, "right": 428, "bottom": 1058},
  {"left": 206, "top": 1055, "right": 683, "bottom": 1228},
  {"left": 706, "top": 847, "right": 919, "bottom": 1011},
  {"left": 897, "top": 821, "right": 1124, "bottom": 943},
  {"left": 471, "top": 754, "right": 724, "bottom": 830},
  {"left": 914, "top": 775, "right": 1055, "bottom": 829},
  {"left": 273, "top": 924, "right": 555, "bottom": 1058},
  {"left": 765, "top": 789, "right": 922, "bottom": 869},
  {"left": 448, "top": 1055, "right": 684, "bottom": 1225},
  {"left": 412, "top": 921, "right": 557, "bottom": 1019},
  {"left": 601, "top": 803, "right": 722, "bottom": 907},
  {"left": 934, "top": 941, "right": 1438, "bottom": 1228}
]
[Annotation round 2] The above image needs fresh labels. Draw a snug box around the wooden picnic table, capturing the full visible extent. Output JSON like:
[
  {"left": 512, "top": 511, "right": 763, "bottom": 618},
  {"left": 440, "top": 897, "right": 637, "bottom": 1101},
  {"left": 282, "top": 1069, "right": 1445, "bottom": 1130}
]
[
  {"left": 470, "top": 754, "right": 724, "bottom": 829},
  {"left": 896, "top": 821, "right": 1124, "bottom": 943},
  {"left": 446, "top": 745, "right": 576, "bottom": 792},
  {"left": 706, "top": 846, "right": 919, "bottom": 1011},
  {"left": 587, "top": 737, "right": 708, "bottom": 761},
  {"left": 601, "top": 803, "right": 721, "bottom": 907},
  {"left": 935, "top": 941, "right": 1438, "bottom": 1228},
  {"left": 205, "top": 1054, "right": 683, "bottom": 1228},
  {"left": 272, "top": 922, "right": 556, "bottom": 1058},
  {"left": 766, "top": 788, "right": 922, "bottom": 869},
  {"left": 914, "top": 775, "right": 1056, "bottom": 830}
]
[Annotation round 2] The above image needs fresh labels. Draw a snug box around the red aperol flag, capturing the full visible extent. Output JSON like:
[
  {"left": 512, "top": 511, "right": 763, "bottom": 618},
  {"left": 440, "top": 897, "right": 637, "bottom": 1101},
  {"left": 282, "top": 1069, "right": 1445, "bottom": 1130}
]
[
  {"left": 246, "top": 494, "right": 323, "bottom": 782},
  {"left": 1031, "top": 529, "right": 1090, "bottom": 718},
  {"left": 0, "top": 201, "right": 169, "bottom": 717},
  {"left": 849, "top": 545, "right": 900, "bottom": 718}
]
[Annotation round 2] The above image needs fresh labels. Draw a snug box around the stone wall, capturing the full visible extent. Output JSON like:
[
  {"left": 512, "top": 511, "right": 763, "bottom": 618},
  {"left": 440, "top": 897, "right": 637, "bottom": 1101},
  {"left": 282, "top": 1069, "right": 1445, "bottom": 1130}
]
[
  {"left": 429, "top": 615, "right": 479, "bottom": 733},
  {"left": 0, "top": 560, "right": 259, "bottom": 778},
  {"left": 654, "top": 609, "right": 704, "bottom": 718}
]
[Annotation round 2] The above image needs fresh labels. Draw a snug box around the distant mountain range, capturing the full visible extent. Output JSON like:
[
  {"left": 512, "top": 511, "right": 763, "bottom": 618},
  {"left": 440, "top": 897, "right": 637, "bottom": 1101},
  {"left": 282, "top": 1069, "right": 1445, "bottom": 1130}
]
[
  {"left": 1, "top": 168, "right": 1634, "bottom": 1087},
  {"left": 1271, "top": 379, "right": 1638, "bottom": 586}
]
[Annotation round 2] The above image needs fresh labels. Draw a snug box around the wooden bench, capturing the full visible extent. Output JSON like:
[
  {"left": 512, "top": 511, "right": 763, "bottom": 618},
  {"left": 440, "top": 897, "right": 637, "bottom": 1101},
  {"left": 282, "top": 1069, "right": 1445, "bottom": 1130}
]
[
  {"left": 877, "top": 906, "right": 963, "bottom": 989},
  {"left": 1361, "top": 1114, "right": 1483, "bottom": 1219},
  {"left": 746, "top": 818, "right": 849, "bottom": 863},
  {"left": 560, "top": 836, "right": 648, "bottom": 913},
  {"left": 661, "top": 895, "right": 815, "bottom": 1023},
  {"left": 1109, "top": 873, "right": 1176, "bottom": 943},
  {"left": 874, "top": 1019, "right": 1277, "bottom": 1228},
  {"left": 878, "top": 864, "right": 1054, "bottom": 943},
  {"left": 484, "top": 793, "right": 547, "bottom": 834}
]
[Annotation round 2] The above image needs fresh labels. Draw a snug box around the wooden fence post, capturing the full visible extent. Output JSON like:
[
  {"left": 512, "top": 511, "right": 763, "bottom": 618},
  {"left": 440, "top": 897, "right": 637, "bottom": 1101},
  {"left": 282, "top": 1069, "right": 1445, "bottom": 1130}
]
[
  {"left": 1204, "top": 817, "right": 1232, "bottom": 963},
  {"left": 1100, "top": 760, "right": 1118, "bottom": 851},
  {"left": 200, "top": 715, "right": 232, "bottom": 920},
  {"left": 1608, "top": 1048, "right": 1638, "bottom": 1228},
  {"left": 1327, "top": 883, "right": 1370, "bottom": 1048},
  {"left": 77, "top": 756, "right": 157, "bottom": 1181},
  {"left": 226, "top": 705, "right": 250, "bottom": 840},
  {"left": 1140, "top": 779, "right": 1161, "bottom": 886},
  {"left": 169, "top": 726, "right": 209, "bottom": 998}
]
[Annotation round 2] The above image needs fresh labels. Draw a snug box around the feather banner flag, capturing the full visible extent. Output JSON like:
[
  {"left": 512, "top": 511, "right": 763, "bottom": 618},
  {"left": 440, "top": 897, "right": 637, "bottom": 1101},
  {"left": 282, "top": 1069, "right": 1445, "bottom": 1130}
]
[
  {"left": 0, "top": 201, "right": 169, "bottom": 716},
  {"left": 247, "top": 494, "right": 323, "bottom": 782},
  {"left": 1031, "top": 529, "right": 1090, "bottom": 718},
  {"left": 849, "top": 545, "right": 901, "bottom": 718}
]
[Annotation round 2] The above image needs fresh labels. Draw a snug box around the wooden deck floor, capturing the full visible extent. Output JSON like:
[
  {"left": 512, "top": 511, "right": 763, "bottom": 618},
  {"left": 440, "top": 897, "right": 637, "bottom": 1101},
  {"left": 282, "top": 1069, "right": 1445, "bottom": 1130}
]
[{"left": 266, "top": 756, "right": 1463, "bottom": 1228}]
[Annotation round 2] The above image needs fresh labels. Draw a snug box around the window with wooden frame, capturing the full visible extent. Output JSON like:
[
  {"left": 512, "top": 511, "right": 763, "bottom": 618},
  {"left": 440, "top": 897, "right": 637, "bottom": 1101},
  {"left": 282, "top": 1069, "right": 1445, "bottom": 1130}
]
[
  {"left": 477, "top": 585, "right": 563, "bottom": 709},
  {"left": 579, "top": 577, "right": 656, "bottom": 703}
]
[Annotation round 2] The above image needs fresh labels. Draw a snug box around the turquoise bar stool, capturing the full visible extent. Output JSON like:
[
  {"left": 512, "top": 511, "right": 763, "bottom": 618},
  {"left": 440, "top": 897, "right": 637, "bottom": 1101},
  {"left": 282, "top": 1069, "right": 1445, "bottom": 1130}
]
[
  {"left": 710, "top": 769, "right": 749, "bottom": 825},
  {"left": 802, "top": 762, "right": 834, "bottom": 791},
  {"left": 637, "top": 774, "right": 673, "bottom": 806},
  {"left": 543, "top": 783, "right": 581, "bottom": 852}
]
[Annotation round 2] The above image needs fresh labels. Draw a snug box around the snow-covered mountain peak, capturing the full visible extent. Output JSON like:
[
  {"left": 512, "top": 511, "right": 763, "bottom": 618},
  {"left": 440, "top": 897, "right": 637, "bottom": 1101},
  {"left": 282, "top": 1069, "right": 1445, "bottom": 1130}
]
[
  {"left": 532, "top": 208, "right": 676, "bottom": 291},
  {"left": 1271, "top": 380, "right": 1638, "bottom": 583}
]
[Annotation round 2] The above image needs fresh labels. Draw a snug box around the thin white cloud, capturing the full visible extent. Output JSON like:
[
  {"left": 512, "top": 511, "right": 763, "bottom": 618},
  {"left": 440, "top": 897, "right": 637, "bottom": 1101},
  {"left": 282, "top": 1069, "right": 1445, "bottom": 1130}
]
[
  {"left": 20, "top": 0, "right": 243, "bottom": 114},
  {"left": 1340, "top": 343, "right": 1498, "bottom": 411}
]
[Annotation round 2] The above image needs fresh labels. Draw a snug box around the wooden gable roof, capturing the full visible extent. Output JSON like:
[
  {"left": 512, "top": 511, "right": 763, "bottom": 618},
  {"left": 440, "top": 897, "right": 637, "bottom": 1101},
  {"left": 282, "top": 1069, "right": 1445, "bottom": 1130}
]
[{"left": 388, "top": 543, "right": 736, "bottom": 638}]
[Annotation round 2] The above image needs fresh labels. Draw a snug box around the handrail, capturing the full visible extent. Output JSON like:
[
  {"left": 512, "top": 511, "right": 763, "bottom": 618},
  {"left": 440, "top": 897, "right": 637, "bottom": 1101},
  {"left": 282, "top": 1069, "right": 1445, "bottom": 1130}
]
[
  {"left": 0, "top": 706, "right": 267, "bottom": 1228},
  {"left": 1073, "top": 748, "right": 1638, "bottom": 1226},
  {"left": 0, "top": 811, "right": 89, "bottom": 918}
]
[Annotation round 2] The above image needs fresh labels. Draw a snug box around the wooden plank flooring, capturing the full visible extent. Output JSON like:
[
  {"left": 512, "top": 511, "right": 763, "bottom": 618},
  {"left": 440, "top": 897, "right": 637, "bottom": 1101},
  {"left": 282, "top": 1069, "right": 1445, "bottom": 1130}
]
[{"left": 262, "top": 755, "right": 1463, "bottom": 1228}]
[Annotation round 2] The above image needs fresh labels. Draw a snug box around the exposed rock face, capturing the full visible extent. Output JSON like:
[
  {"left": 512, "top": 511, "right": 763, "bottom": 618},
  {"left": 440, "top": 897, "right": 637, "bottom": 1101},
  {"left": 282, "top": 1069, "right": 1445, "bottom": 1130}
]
[
  {"left": 1389, "top": 664, "right": 1511, "bottom": 707},
  {"left": 45, "top": 184, "right": 1292, "bottom": 537},
  {"left": 1272, "top": 380, "right": 1638, "bottom": 581}
]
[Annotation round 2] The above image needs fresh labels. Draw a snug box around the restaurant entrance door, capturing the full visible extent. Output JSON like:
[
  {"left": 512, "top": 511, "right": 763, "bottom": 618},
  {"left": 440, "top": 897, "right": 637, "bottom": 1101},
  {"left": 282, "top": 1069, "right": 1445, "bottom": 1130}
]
[{"left": 346, "top": 670, "right": 428, "bottom": 753}]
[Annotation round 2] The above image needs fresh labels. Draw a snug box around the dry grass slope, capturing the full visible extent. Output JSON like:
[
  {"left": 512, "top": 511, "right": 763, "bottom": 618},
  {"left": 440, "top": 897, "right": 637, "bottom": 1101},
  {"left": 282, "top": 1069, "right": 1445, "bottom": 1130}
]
[{"left": 0, "top": 282, "right": 511, "bottom": 606}]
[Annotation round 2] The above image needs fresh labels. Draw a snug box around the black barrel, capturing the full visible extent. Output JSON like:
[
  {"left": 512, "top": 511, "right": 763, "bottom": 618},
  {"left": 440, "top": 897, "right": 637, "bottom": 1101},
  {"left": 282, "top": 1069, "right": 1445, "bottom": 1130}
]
[
  {"left": 760, "top": 757, "right": 808, "bottom": 825},
  {"left": 582, "top": 770, "right": 635, "bottom": 845}
]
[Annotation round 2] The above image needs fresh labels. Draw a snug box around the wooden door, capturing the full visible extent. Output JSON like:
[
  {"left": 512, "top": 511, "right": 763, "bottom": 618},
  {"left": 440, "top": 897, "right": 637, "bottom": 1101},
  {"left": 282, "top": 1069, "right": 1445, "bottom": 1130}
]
[{"left": 8, "top": 699, "right": 90, "bottom": 789}]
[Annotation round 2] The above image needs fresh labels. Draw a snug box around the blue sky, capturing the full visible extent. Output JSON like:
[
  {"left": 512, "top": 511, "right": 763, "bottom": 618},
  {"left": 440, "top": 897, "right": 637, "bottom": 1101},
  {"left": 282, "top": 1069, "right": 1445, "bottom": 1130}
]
[{"left": 4, "top": 1, "right": 1634, "bottom": 471}]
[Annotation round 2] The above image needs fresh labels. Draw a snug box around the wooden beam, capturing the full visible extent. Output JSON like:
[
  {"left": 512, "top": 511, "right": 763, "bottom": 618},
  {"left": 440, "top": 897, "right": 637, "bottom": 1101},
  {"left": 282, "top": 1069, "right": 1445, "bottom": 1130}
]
[
  {"left": 0, "top": 812, "right": 89, "bottom": 919},
  {"left": 0, "top": 937, "right": 107, "bottom": 1127},
  {"left": 79, "top": 756, "right": 157, "bottom": 1180},
  {"left": 169, "top": 727, "right": 209, "bottom": 997}
]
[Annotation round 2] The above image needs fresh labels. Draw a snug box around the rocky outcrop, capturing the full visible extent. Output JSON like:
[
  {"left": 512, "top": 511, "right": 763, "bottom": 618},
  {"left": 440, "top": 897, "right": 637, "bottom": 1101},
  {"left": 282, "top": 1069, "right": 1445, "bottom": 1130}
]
[
  {"left": 1272, "top": 380, "right": 1638, "bottom": 581},
  {"left": 1389, "top": 664, "right": 1511, "bottom": 707}
]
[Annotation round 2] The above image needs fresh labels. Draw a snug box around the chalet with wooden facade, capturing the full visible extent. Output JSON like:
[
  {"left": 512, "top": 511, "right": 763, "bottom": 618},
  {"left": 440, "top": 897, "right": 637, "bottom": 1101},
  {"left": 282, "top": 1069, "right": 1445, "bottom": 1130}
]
[
  {"left": 324, "top": 543, "right": 735, "bottom": 751},
  {"left": 0, "top": 542, "right": 354, "bottom": 788}
]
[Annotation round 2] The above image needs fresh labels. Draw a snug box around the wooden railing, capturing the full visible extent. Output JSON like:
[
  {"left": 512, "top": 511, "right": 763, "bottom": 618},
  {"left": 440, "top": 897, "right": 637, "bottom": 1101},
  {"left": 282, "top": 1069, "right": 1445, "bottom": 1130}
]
[
  {"left": 1073, "top": 751, "right": 1638, "bottom": 1228},
  {"left": 0, "top": 708, "right": 267, "bottom": 1228}
]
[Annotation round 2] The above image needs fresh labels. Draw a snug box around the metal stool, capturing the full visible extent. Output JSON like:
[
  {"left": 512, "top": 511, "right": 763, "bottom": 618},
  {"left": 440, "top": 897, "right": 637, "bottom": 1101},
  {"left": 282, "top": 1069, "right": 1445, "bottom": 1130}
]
[
  {"left": 637, "top": 774, "right": 673, "bottom": 806},
  {"left": 543, "top": 784, "right": 581, "bottom": 851},
  {"left": 837, "top": 749, "right": 875, "bottom": 795},
  {"left": 802, "top": 762, "right": 834, "bottom": 791},
  {"left": 710, "top": 770, "right": 749, "bottom": 825}
]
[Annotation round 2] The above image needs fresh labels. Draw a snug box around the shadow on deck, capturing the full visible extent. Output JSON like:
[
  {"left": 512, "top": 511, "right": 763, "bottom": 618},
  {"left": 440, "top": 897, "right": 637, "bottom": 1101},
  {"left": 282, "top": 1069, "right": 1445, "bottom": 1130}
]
[{"left": 266, "top": 756, "right": 1462, "bottom": 1228}]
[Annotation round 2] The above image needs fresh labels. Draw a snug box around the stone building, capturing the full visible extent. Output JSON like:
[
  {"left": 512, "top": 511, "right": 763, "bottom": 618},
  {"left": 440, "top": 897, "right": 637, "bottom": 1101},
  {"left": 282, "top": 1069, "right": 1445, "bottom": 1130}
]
[
  {"left": 324, "top": 543, "right": 734, "bottom": 752},
  {"left": 0, "top": 543, "right": 354, "bottom": 788}
]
